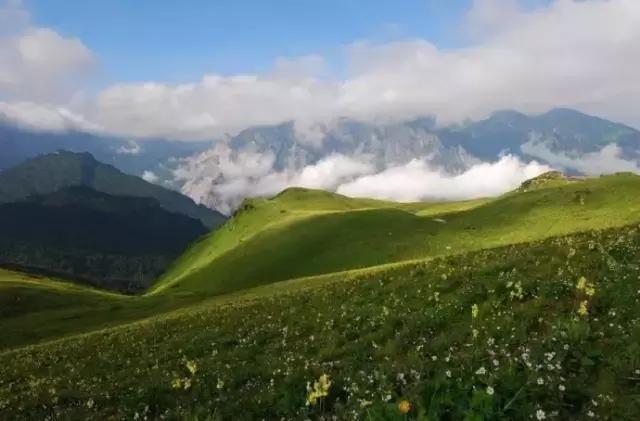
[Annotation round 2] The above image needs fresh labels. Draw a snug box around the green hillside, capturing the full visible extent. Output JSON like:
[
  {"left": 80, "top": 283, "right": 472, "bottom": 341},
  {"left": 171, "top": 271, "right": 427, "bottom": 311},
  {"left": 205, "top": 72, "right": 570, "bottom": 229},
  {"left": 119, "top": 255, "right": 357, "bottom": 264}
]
[
  {"left": 0, "top": 186, "right": 208, "bottom": 292},
  {"left": 2, "top": 224, "right": 639, "bottom": 419},
  {"left": 0, "top": 151, "right": 226, "bottom": 228},
  {"left": 0, "top": 268, "right": 211, "bottom": 350},
  {"left": 153, "top": 173, "right": 640, "bottom": 296}
]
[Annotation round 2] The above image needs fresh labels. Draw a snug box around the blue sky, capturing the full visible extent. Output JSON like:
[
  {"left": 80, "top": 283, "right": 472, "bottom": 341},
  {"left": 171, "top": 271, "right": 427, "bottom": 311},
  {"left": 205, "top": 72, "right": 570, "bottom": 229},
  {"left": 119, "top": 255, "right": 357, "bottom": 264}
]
[{"left": 27, "top": 0, "right": 478, "bottom": 83}]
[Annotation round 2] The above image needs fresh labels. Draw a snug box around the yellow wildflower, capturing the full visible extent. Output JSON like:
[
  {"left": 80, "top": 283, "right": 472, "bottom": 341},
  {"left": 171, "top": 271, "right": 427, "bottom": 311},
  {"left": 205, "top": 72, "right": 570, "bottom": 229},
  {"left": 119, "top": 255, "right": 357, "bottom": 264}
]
[
  {"left": 578, "top": 300, "right": 589, "bottom": 316},
  {"left": 471, "top": 304, "right": 479, "bottom": 319},
  {"left": 171, "top": 378, "right": 183, "bottom": 390},
  {"left": 398, "top": 399, "right": 412, "bottom": 414},
  {"left": 306, "top": 374, "right": 332, "bottom": 406},
  {"left": 185, "top": 360, "right": 198, "bottom": 375},
  {"left": 576, "top": 277, "right": 587, "bottom": 291},
  {"left": 585, "top": 285, "right": 596, "bottom": 297}
]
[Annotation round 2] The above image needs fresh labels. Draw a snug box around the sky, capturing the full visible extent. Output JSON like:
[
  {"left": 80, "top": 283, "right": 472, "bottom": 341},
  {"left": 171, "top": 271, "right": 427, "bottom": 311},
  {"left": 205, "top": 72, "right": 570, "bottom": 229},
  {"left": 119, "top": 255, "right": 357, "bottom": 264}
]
[
  {"left": 0, "top": 0, "right": 639, "bottom": 140},
  {"left": 27, "top": 0, "right": 474, "bottom": 84}
]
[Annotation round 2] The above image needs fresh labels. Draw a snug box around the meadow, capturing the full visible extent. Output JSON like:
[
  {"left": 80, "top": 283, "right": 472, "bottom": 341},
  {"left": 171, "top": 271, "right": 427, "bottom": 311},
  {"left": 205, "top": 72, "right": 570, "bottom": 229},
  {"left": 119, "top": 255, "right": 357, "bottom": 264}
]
[
  {"left": 1, "top": 224, "right": 639, "bottom": 419},
  {"left": 1, "top": 172, "right": 640, "bottom": 419}
]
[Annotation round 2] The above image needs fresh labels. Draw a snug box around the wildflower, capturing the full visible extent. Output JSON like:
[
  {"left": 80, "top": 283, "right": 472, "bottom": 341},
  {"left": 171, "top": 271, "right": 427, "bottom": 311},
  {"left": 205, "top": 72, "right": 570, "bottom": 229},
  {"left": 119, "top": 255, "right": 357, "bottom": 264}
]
[
  {"left": 576, "top": 277, "right": 587, "bottom": 291},
  {"left": 585, "top": 285, "right": 596, "bottom": 297},
  {"left": 559, "top": 384, "right": 566, "bottom": 392},
  {"left": 306, "top": 374, "right": 332, "bottom": 406},
  {"left": 536, "top": 409, "right": 547, "bottom": 420},
  {"left": 578, "top": 300, "right": 589, "bottom": 316},
  {"left": 537, "top": 377, "right": 544, "bottom": 385},
  {"left": 445, "top": 370, "right": 451, "bottom": 378},
  {"left": 185, "top": 360, "right": 198, "bottom": 375},
  {"left": 86, "top": 398, "right": 94, "bottom": 409},
  {"left": 486, "top": 386, "right": 494, "bottom": 396},
  {"left": 398, "top": 399, "right": 411, "bottom": 414},
  {"left": 471, "top": 304, "right": 479, "bottom": 319},
  {"left": 171, "top": 378, "right": 183, "bottom": 389},
  {"left": 587, "top": 411, "right": 595, "bottom": 418},
  {"left": 217, "top": 378, "right": 225, "bottom": 390},
  {"left": 472, "top": 329, "right": 479, "bottom": 339},
  {"left": 475, "top": 367, "right": 487, "bottom": 375}
]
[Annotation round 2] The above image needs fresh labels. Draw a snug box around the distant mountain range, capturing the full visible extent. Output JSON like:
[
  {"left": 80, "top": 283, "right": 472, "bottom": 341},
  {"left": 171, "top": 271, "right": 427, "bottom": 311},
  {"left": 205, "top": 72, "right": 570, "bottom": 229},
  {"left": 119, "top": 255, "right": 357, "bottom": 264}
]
[
  {"left": 0, "top": 151, "right": 226, "bottom": 228},
  {"left": 173, "top": 108, "right": 640, "bottom": 212},
  {"left": 0, "top": 120, "right": 211, "bottom": 176},
  {"left": 2, "top": 108, "right": 639, "bottom": 214},
  {"left": 0, "top": 185, "right": 208, "bottom": 292}
]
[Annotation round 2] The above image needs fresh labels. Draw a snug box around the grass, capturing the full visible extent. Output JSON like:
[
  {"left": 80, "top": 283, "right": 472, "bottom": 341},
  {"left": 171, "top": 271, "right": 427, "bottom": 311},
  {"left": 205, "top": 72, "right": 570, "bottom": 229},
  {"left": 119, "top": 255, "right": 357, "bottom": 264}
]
[
  {"left": 0, "top": 269, "right": 209, "bottom": 350},
  {"left": 1, "top": 224, "right": 639, "bottom": 419},
  {"left": 2, "top": 173, "right": 640, "bottom": 419},
  {"left": 153, "top": 173, "right": 640, "bottom": 296}
]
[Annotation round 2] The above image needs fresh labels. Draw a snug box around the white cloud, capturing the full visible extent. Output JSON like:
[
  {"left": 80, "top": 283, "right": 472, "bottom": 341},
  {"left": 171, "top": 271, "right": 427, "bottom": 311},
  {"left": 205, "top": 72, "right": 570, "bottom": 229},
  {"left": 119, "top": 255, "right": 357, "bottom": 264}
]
[
  {"left": 0, "top": 101, "right": 102, "bottom": 132},
  {"left": 522, "top": 141, "right": 640, "bottom": 175},
  {"left": 336, "top": 155, "right": 551, "bottom": 202},
  {"left": 176, "top": 144, "right": 552, "bottom": 213},
  {"left": 0, "top": 28, "right": 95, "bottom": 101},
  {"left": 142, "top": 170, "right": 159, "bottom": 183},
  {"left": 0, "top": 0, "right": 95, "bottom": 102},
  {"left": 116, "top": 141, "right": 142, "bottom": 155},
  {"left": 2, "top": 0, "right": 640, "bottom": 139},
  {"left": 0, "top": 0, "right": 29, "bottom": 37},
  {"left": 72, "top": 0, "right": 640, "bottom": 140},
  {"left": 175, "top": 150, "right": 375, "bottom": 214}
]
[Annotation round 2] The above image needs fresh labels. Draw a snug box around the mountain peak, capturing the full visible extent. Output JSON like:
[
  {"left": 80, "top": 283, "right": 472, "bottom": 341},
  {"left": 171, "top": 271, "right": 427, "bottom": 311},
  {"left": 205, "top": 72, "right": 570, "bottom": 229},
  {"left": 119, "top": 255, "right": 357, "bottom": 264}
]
[
  {"left": 0, "top": 151, "right": 226, "bottom": 228},
  {"left": 518, "top": 171, "right": 572, "bottom": 191},
  {"left": 489, "top": 109, "right": 528, "bottom": 121}
]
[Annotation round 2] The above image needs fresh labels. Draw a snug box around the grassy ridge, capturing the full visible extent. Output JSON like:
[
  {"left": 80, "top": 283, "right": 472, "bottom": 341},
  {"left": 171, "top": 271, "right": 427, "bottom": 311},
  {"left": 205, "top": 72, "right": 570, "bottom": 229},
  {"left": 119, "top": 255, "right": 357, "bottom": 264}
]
[
  {"left": 2, "top": 224, "right": 639, "bottom": 419},
  {"left": 151, "top": 188, "right": 487, "bottom": 294},
  {"left": 154, "top": 173, "right": 640, "bottom": 296}
]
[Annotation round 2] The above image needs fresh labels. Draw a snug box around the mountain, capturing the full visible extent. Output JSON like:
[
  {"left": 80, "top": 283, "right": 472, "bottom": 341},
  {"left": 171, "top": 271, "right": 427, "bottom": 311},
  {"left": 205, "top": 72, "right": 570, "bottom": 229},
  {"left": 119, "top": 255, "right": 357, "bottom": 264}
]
[
  {"left": 0, "top": 120, "right": 211, "bottom": 175},
  {"left": 2, "top": 109, "right": 638, "bottom": 215},
  {"left": 442, "top": 108, "right": 640, "bottom": 159},
  {"left": 0, "top": 186, "right": 208, "bottom": 292},
  {"left": 0, "top": 151, "right": 226, "bottom": 228},
  {"left": 172, "top": 108, "right": 640, "bottom": 213}
]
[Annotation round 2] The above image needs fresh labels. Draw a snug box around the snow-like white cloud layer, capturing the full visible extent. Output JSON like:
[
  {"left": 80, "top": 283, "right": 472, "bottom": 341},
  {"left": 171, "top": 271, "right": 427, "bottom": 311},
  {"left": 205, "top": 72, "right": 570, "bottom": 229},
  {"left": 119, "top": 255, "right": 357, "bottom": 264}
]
[
  {"left": 336, "top": 155, "right": 551, "bottom": 202},
  {"left": 175, "top": 147, "right": 551, "bottom": 214},
  {"left": 522, "top": 141, "right": 640, "bottom": 175}
]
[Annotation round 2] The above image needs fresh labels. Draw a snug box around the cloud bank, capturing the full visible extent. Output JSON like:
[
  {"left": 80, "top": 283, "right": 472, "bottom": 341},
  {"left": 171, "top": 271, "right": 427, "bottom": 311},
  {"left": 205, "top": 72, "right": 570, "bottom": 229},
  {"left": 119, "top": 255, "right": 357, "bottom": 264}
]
[
  {"left": 1, "top": 0, "right": 640, "bottom": 140},
  {"left": 337, "top": 155, "right": 551, "bottom": 202},
  {"left": 522, "top": 141, "right": 640, "bottom": 175},
  {"left": 175, "top": 148, "right": 551, "bottom": 214}
]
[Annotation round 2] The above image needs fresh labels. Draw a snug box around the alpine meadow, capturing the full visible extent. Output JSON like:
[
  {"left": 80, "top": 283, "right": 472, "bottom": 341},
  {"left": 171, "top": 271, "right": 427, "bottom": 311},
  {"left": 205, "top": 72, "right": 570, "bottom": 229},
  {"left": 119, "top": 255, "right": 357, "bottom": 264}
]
[{"left": 1, "top": 0, "right": 640, "bottom": 420}]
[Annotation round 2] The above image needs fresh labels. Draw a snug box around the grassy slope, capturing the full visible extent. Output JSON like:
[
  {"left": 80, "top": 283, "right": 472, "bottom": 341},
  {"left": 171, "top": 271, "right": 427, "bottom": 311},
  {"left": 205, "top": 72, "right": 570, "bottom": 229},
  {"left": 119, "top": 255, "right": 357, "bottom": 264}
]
[
  {"left": 153, "top": 173, "right": 640, "bottom": 296},
  {"left": 1, "top": 224, "right": 639, "bottom": 419},
  {"left": 0, "top": 269, "right": 209, "bottom": 350},
  {"left": 4, "top": 174, "right": 640, "bottom": 351},
  {"left": 151, "top": 188, "right": 487, "bottom": 293}
]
